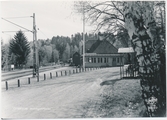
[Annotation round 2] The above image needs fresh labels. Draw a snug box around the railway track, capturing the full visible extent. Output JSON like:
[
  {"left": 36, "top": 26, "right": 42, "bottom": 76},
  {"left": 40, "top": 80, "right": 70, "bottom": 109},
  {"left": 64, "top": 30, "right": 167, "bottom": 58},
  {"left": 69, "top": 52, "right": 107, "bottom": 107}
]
[{"left": 1, "top": 65, "right": 61, "bottom": 81}]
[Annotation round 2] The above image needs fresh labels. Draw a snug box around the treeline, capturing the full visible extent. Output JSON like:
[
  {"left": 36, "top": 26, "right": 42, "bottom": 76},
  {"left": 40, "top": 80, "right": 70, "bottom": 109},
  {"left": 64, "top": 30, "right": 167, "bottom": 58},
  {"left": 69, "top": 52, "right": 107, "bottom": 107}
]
[
  {"left": 1, "top": 30, "right": 129, "bottom": 70},
  {"left": 30, "top": 33, "right": 99, "bottom": 67},
  {"left": 1, "top": 32, "right": 98, "bottom": 70}
]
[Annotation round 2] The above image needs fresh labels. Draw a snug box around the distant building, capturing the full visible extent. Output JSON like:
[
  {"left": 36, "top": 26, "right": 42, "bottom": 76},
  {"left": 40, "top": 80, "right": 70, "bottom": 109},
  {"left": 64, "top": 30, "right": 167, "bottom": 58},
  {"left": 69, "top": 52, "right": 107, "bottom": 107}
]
[
  {"left": 84, "top": 34, "right": 123, "bottom": 68},
  {"left": 72, "top": 52, "right": 81, "bottom": 66}
]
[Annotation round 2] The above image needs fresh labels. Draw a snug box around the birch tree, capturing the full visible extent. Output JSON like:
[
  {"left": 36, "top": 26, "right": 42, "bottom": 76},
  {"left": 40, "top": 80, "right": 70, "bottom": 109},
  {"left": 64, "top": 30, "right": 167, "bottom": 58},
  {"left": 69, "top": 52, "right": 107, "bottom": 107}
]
[
  {"left": 124, "top": 1, "right": 166, "bottom": 117},
  {"left": 75, "top": 1, "right": 166, "bottom": 117}
]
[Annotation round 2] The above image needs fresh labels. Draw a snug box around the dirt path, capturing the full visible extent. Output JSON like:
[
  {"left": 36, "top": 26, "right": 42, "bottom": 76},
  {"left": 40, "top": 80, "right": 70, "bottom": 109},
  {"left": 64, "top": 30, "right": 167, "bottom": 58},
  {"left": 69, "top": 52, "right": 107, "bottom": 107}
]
[{"left": 1, "top": 67, "right": 120, "bottom": 118}]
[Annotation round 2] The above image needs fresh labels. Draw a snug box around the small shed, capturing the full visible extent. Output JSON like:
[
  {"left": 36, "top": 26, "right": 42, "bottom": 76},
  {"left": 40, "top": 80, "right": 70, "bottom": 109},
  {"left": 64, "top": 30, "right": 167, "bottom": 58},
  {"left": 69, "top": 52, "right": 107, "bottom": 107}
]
[{"left": 72, "top": 52, "right": 81, "bottom": 66}]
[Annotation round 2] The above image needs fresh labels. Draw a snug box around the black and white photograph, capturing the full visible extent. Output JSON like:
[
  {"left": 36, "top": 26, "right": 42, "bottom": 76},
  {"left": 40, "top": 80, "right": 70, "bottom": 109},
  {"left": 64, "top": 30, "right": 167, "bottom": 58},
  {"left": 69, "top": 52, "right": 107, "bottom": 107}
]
[{"left": 0, "top": 0, "right": 166, "bottom": 119}]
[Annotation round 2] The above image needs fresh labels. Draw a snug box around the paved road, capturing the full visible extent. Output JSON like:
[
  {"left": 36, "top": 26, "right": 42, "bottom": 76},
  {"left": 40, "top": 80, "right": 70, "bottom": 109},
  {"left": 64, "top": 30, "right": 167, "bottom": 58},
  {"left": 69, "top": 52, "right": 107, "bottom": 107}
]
[{"left": 1, "top": 67, "right": 121, "bottom": 118}]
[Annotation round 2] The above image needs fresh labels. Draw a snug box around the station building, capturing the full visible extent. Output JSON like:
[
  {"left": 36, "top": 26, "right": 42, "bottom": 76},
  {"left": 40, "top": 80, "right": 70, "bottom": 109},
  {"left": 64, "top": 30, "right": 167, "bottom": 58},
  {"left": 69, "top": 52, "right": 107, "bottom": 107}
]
[{"left": 84, "top": 35, "right": 124, "bottom": 68}]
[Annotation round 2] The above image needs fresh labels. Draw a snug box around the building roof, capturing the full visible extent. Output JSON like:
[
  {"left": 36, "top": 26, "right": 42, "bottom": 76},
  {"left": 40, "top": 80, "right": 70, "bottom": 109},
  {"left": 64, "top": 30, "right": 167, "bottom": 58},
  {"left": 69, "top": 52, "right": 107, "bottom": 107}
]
[
  {"left": 85, "top": 40, "right": 97, "bottom": 52},
  {"left": 88, "top": 40, "right": 102, "bottom": 53},
  {"left": 73, "top": 52, "right": 80, "bottom": 56},
  {"left": 118, "top": 47, "right": 134, "bottom": 53},
  {"left": 93, "top": 40, "right": 118, "bottom": 54},
  {"left": 86, "top": 40, "right": 118, "bottom": 54}
]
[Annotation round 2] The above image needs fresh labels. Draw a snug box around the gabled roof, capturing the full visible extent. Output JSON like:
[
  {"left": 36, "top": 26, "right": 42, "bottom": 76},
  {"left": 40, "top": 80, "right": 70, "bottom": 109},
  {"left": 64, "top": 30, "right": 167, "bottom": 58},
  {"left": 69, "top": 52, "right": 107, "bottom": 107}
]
[
  {"left": 85, "top": 40, "right": 97, "bottom": 52},
  {"left": 88, "top": 40, "right": 102, "bottom": 53},
  {"left": 86, "top": 40, "right": 118, "bottom": 54},
  {"left": 93, "top": 40, "right": 118, "bottom": 54},
  {"left": 73, "top": 52, "right": 80, "bottom": 56}
]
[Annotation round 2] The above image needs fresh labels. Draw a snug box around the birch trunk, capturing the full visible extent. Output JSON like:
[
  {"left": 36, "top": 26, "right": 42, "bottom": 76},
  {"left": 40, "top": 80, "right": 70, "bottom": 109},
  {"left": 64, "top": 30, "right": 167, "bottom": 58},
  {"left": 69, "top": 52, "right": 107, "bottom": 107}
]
[{"left": 124, "top": 1, "right": 166, "bottom": 117}]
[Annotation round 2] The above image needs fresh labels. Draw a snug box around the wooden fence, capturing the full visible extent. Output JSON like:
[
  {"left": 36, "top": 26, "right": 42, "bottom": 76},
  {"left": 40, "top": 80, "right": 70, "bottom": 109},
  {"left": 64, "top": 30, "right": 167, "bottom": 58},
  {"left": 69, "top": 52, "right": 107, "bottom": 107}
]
[
  {"left": 120, "top": 64, "right": 139, "bottom": 79},
  {"left": 4, "top": 67, "right": 107, "bottom": 90}
]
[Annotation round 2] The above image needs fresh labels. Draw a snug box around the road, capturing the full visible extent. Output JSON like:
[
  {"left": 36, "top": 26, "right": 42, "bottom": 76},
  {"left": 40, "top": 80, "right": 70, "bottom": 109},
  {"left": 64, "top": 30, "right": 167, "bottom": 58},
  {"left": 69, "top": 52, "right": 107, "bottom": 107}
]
[
  {"left": 1, "top": 67, "right": 121, "bottom": 118},
  {"left": 1, "top": 66, "right": 78, "bottom": 90}
]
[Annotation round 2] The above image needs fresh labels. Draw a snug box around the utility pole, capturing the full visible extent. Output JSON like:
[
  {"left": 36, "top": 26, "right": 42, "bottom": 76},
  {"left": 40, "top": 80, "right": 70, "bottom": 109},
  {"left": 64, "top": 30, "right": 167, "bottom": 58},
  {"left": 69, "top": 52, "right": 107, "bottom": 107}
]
[
  {"left": 82, "top": 3, "right": 85, "bottom": 69},
  {"left": 1, "top": 15, "right": 36, "bottom": 74},
  {"left": 32, "top": 13, "right": 39, "bottom": 78}
]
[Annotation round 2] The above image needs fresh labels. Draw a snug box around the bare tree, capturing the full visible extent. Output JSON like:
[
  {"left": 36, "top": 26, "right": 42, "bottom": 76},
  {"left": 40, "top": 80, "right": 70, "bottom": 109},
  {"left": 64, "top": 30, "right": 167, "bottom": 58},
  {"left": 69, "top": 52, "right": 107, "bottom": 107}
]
[{"left": 74, "top": 1, "right": 130, "bottom": 46}]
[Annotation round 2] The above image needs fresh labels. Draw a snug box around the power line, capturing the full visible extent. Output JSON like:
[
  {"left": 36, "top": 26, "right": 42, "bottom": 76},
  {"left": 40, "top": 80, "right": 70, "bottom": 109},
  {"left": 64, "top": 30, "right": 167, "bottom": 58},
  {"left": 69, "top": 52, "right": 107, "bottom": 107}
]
[
  {"left": 2, "top": 16, "right": 32, "bottom": 19},
  {"left": 37, "top": 27, "right": 48, "bottom": 39},
  {"left": 1, "top": 17, "right": 33, "bottom": 33},
  {"left": 2, "top": 30, "right": 31, "bottom": 33}
]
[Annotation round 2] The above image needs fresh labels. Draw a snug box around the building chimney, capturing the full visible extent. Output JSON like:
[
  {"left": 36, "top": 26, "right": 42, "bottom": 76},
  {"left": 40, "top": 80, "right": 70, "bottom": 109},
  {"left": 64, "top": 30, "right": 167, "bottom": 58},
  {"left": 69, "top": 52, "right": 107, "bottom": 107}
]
[{"left": 98, "top": 32, "right": 104, "bottom": 41}]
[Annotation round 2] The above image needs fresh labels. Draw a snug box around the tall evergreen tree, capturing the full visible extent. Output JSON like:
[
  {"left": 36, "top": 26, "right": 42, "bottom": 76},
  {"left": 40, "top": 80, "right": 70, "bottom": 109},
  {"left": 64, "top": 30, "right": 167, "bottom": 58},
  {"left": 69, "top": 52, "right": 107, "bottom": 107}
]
[{"left": 9, "top": 30, "right": 30, "bottom": 68}]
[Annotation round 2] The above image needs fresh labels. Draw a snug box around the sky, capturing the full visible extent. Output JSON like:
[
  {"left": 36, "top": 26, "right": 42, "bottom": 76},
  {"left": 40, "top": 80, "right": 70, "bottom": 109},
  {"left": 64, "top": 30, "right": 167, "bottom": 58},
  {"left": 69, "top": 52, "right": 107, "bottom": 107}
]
[{"left": 0, "top": 0, "right": 95, "bottom": 44}]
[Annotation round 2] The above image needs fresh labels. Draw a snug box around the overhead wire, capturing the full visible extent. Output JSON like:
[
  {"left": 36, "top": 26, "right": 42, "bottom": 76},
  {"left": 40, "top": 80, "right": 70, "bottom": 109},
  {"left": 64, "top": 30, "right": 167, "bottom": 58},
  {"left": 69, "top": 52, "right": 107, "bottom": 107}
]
[
  {"left": 2, "top": 16, "right": 32, "bottom": 19},
  {"left": 37, "top": 27, "right": 48, "bottom": 39},
  {"left": 1, "top": 17, "right": 33, "bottom": 33},
  {"left": 1, "top": 16, "right": 48, "bottom": 40},
  {"left": 2, "top": 30, "right": 31, "bottom": 33}
]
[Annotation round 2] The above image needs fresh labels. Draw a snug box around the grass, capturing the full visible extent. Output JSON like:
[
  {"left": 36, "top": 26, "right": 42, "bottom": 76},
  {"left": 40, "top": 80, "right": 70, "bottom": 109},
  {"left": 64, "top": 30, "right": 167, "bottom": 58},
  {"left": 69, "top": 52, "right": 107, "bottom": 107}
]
[{"left": 80, "top": 79, "right": 146, "bottom": 118}]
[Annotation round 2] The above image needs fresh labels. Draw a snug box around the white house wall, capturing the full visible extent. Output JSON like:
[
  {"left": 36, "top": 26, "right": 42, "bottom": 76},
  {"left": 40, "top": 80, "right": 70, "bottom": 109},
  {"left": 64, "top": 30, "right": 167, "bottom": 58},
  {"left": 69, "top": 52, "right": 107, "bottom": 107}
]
[{"left": 85, "top": 55, "right": 123, "bottom": 68}]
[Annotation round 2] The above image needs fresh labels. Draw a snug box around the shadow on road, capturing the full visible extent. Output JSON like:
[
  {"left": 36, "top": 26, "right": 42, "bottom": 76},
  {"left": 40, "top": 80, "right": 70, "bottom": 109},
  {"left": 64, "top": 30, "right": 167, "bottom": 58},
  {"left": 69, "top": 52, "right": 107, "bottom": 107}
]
[{"left": 100, "top": 79, "right": 121, "bottom": 86}]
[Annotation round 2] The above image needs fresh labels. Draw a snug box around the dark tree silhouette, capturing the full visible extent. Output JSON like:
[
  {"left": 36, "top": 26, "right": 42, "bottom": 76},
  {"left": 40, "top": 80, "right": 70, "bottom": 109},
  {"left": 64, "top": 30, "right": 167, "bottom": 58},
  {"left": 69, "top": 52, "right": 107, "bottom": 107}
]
[{"left": 9, "top": 30, "right": 30, "bottom": 68}]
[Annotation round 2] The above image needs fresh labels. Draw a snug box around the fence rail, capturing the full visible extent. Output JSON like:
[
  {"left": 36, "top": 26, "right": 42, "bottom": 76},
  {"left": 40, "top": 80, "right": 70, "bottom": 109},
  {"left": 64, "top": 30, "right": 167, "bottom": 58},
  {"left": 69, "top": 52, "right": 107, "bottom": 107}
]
[{"left": 121, "top": 64, "right": 139, "bottom": 79}]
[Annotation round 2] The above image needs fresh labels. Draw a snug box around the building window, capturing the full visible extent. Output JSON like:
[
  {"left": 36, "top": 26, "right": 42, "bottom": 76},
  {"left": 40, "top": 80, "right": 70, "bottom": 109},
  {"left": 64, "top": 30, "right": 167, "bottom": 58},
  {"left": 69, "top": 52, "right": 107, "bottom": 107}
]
[
  {"left": 113, "top": 58, "right": 116, "bottom": 62},
  {"left": 91, "top": 58, "right": 93, "bottom": 63},
  {"left": 101, "top": 58, "right": 103, "bottom": 63},
  {"left": 89, "top": 58, "right": 92, "bottom": 63},
  {"left": 117, "top": 58, "right": 119, "bottom": 63},
  {"left": 94, "top": 58, "right": 96, "bottom": 63},
  {"left": 107, "top": 58, "right": 108, "bottom": 63},
  {"left": 98, "top": 58, "right": 100, "bottom": 63},
  {"left": 104, "top": 58, "right": 107, "bottom": 63}
]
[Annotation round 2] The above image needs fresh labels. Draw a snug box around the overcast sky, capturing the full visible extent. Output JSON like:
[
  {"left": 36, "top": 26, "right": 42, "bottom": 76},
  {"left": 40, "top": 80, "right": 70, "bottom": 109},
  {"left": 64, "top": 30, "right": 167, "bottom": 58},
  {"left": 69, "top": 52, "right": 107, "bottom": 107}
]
[{"left": 0, "top": 0, "right": 94, "bottom": 44}]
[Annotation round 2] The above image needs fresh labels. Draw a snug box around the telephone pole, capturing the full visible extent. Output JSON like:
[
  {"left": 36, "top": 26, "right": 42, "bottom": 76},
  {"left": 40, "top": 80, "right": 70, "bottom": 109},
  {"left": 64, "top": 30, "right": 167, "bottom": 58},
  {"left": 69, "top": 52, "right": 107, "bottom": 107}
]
[
  {"left": 82, "top": 3, "right": 85, "bottom": 69},
  {"left": 32, "top": 13, "right": 39, "bottom": 78},
  {"left": 1, "top": 14, "right": 38, "bottom": 77}
]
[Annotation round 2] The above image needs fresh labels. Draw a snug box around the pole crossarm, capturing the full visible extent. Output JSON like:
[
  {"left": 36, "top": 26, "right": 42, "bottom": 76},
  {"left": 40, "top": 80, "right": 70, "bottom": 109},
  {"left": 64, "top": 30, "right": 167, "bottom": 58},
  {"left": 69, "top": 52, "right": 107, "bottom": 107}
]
[{"left": 1, "top": 17, "right": 33, "bottom": 33}]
